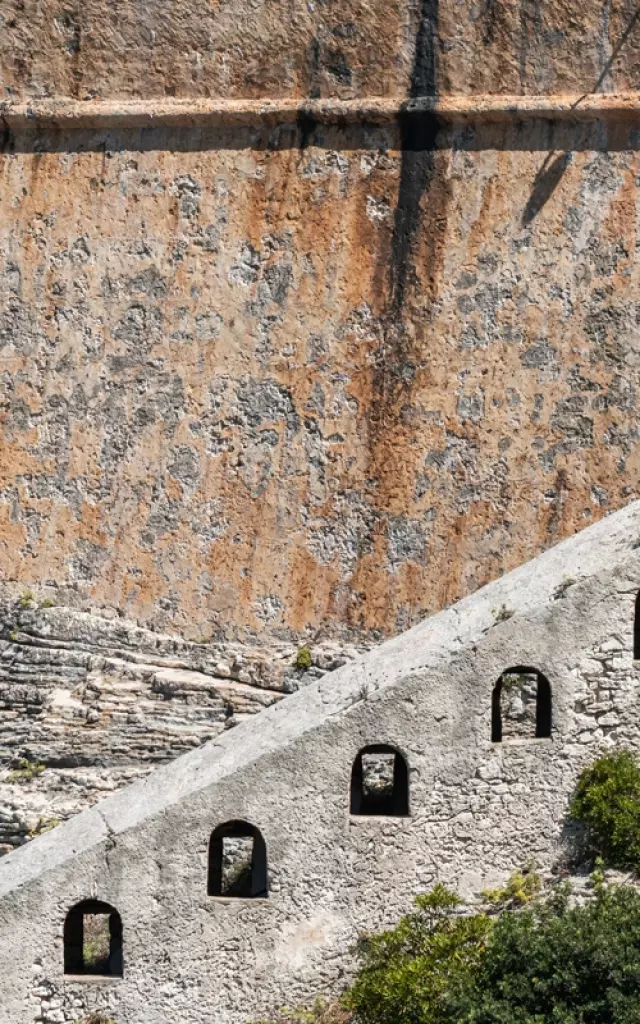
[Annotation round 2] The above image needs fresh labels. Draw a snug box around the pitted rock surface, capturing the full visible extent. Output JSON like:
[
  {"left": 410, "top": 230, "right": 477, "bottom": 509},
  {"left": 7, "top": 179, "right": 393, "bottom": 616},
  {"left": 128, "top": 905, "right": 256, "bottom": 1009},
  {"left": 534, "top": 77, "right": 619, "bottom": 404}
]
[{"left": 3, "top": 0, "right": 640, "bottom": 873}]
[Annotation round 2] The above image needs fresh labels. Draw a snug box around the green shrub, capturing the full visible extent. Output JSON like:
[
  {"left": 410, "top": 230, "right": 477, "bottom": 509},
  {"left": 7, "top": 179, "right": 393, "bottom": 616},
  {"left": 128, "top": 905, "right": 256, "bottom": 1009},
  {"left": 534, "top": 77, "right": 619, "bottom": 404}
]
[
  {"left": 451, "top": 885, "right": 640, "bottom": 1024},
  {"left": 345, "top": 881, "right": 640, "bottom": 1024},
  {"left": 569, "top": 749, "right": 640, "bottom": 870},
  {"left": 295, "top": 647, "right": 313, "bottom": 671},
  {"left": 344, "top": 885, "right": 490, "bottom": 1024},
  {"left": 7, "top": 759, "right": 45, "bottom": 784}
]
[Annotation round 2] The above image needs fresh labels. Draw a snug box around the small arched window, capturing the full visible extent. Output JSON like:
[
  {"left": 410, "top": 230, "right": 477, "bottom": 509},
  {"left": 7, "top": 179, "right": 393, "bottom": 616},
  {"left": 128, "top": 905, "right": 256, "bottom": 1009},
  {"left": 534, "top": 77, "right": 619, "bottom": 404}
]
[
  {"left": 634, "top": 592, "right": 640, "bottom": 660},
  {"left": 64, "top": 899, "right": 123, "bottom": 977},
  {"left": 350, "top": 745, "right": 409, "bottom": 816},
  {"left": 208, "top": 820, "right": 268, "bottom": 898},
  {"left": 491, "top": 667, "right": 552, "bottom": 743}
]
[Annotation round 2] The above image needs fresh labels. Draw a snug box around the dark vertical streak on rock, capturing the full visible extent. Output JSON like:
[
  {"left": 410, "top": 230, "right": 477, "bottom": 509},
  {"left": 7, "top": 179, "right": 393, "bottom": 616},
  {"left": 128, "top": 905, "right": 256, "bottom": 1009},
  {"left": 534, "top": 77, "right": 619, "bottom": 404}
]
[
  {"left": 367, "top": 0, "right": 446, "bottom": 451},
  {"left": 597, "top": 0, "right": 613, "bottom": 93},
  {"left": 307, "top": 38, "right": 322, "bottom": 100},
  {"left": 518, "top": 0, "right": 542, "bottom": 95},
  {"left": 483, "top": 0, "right": 497, "bottom": 46},
  {"left": 389, "top": 115, "right": 439, "bottom": 317},
  {"left": 518, "top": 1, "right": 529, "bottom": 92},
  {"left": 355, "top": 0, "right": 448, "bottom": 630},
  {"left": 389, "top": 0, "right": 439, "bottom": 317},
  {"left": 369, "top": 0, "right": 445, "bottom": 440}
]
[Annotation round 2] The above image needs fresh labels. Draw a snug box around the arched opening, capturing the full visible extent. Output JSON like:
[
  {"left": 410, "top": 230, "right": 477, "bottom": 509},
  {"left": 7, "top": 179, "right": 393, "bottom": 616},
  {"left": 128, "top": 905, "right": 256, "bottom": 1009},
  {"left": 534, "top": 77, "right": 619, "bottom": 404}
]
[
  {"left": 350, "top": 745, "right": 409, "bottom": 816},
  {"left": 64, "top": 899, "right": 123, "bottom": 977},
  {"left": 491, "top": 667, "right": 552, "bottom": 743},
  {"left": 634, "top": 592, "right": 640, "bottom": 660},
  {"left": 208, "top": 820, "right": 268, "bottom": 898}
]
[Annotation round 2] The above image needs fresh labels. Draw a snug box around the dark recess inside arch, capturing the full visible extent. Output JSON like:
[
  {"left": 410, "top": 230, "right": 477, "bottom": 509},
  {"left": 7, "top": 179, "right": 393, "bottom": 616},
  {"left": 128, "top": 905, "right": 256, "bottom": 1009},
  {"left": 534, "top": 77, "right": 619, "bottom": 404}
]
[
  {"left": 491, "top": 667, "right": 552, "bottom": 743},
  {"left": 63, "top": 898, "right": 123, "bottom": 977},
  {"left": 350, "top": 744, "right": 409, "bottom": 816},
  {"left": 208, "top": 820, "right": 268, "bottom": 898}
]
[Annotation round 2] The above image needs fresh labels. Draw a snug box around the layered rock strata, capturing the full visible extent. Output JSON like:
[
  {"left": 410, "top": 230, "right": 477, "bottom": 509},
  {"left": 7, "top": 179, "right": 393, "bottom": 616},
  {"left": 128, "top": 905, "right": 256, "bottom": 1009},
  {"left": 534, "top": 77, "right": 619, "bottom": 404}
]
[{"left": 0, "top": 593, "right": 367, "bottom": 851}]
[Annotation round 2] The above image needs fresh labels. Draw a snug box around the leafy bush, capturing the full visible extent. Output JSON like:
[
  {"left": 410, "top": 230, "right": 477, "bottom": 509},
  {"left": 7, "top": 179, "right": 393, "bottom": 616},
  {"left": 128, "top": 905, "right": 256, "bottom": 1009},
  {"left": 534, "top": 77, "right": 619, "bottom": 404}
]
[
  {"left": 345, "top": 882, "right": 640, "bottom": 1024},
  {"left": 453, "top": 884, "right": 640, "bottom": 1024},
  {"left": 570, "top": 749, "right": 640, "bottom": 870},
  {"left": 344, "top": 885, "right": 490, "bottom": 1024},
  {"left": 295, "top": 647, "right": 313, "bottom": 671}
]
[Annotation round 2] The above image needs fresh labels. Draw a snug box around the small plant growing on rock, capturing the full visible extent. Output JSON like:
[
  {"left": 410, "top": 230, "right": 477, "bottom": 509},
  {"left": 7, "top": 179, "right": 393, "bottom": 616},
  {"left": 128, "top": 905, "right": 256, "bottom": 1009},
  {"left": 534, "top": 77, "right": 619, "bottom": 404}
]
[
  {"left": 39, "top": 598, "right": 56, "bottom": 609},
  {"left": 29, "top": 816, "right": 60, "bottom": 838},
  {"left": 553, "top": 576, "right": 577, "bottom": 600},
  {"left": 493, "top": 604, "right": 514, "bottom": 623},
  {"left": 7, "top": 759, "right": 45, "bottom": 784},
  {"left": 254, "top": 999, "right": 350, "bottom": 1023},
  {"left": 295, "top": 647, "right": 313, "bottom": 671},
  {"left": 18, "top": 589, "right": 34, "bottom": 609},
  {"left": 570, "top": 748, "right": 640, "bottom": 871},
  {"left": 481, "top": 863, "right": 541, "bottom": 909}
]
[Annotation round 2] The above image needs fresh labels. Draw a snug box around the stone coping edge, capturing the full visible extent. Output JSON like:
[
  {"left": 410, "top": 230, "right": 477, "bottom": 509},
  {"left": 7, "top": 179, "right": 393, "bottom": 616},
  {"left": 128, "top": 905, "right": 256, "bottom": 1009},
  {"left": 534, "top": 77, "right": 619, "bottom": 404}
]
[{"left": 3, "top": 93, "right": 640, "bottom": 128}]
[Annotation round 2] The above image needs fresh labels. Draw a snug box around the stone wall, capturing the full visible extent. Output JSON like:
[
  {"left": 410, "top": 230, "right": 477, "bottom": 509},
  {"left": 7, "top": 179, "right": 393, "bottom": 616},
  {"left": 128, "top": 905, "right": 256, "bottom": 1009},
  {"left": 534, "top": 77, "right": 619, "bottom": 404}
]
[
  {"left": 3, "top": 114, "right": 640, "bottom": 639},
  {"left": 2, "top": 3, "right": 640, "bottom": 649},
  {"left": 4, "top": 0, "right": 640, "bottom": 99},
  {"left": 4, "top": 0, "right": 640, "bottom": 960},
  {"left": 0, "top": 501, "right": 640, "bottom": 1024}
]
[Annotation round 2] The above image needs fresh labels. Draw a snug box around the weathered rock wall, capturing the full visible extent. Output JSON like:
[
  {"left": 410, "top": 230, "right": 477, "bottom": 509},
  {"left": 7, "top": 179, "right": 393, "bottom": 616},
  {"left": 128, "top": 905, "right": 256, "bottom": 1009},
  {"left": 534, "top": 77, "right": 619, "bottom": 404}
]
[
  {"left": 3, "top": 0, "right": 640, "bottom": 100},
  {"left": 2, "top": 118, "right": 640, "bottom": 643},
  {"left": 3, "top": 0, "right": 640, "bottom": 864},
  {"left": 1, "top": 501, "right": 640, "bottom": 1024}
]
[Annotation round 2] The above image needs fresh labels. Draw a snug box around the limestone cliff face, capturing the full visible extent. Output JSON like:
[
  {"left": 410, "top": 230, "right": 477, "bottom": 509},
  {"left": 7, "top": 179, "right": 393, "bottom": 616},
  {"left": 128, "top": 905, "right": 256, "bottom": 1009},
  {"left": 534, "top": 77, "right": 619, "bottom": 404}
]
[
  {"left": 0, "top": 597, "right": 367, "bottom": 850},
  {"left": 3, "top": 0, "right": 640, "bottom": 100},
  {"left": 2, "top": 0, "right": 640, "bottom": 846},
  {"left": 2, "top": 116, "right": 640, "bottom": 639}
]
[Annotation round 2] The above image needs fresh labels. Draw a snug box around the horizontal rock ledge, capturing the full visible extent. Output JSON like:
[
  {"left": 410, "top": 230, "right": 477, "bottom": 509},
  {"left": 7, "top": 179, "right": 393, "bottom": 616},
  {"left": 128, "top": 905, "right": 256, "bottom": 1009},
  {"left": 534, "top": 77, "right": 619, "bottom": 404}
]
[{"left": 4, "top": 93, "right": 640, "bottom": 127}]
